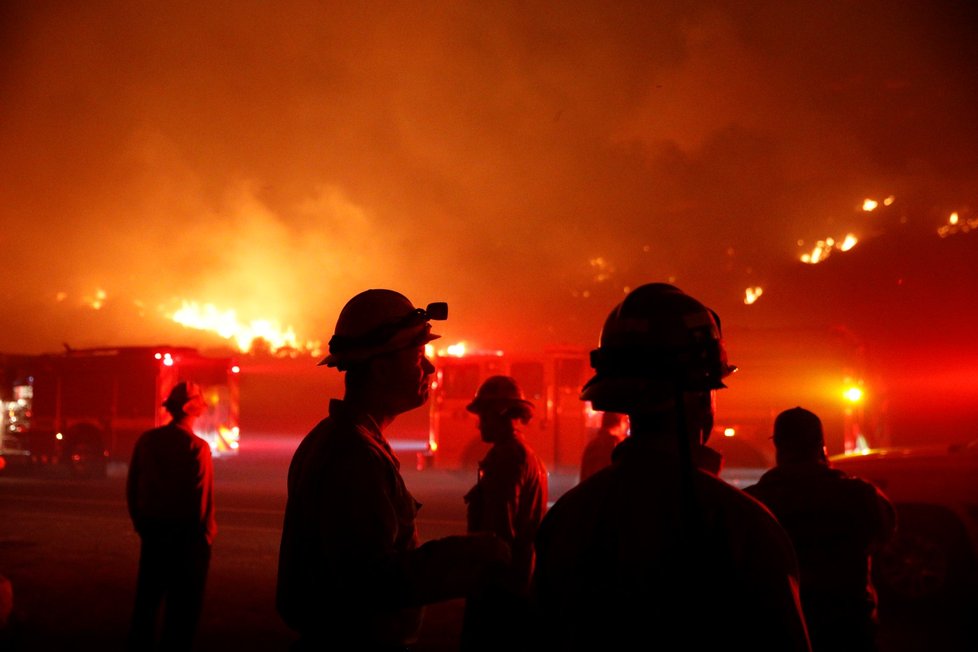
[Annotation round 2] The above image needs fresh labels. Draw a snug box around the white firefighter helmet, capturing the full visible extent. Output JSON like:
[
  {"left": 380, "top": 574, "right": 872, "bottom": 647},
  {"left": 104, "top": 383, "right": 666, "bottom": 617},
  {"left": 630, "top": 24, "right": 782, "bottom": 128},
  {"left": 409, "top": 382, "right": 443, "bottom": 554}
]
[
  {"left": 319, "top": 289, "right": 447, "bottom": 370},
  {"left": 466, "top": 375, "right": 534, "bottom": 422},
  {"left": 581, "top": 283, "right": 735, "bottom": 414}
]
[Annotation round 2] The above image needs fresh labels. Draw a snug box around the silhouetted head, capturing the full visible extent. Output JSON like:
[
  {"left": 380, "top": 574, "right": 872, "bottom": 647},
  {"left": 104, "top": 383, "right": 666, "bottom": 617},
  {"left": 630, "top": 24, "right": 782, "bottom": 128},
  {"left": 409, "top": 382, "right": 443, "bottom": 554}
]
[
  {"left": 582, "top": 283, "right": 735, "bottom": 444},
  {"left": 163, "top": 381, "right": 205, "bottom": 419},
  {"left": 325, "top": 289, "right": 445, "bottom": 418},
  {"left": 467, "top": 375, "right": 534, "bottom": 443},
  {"left": 773, "top": 406, "right": 827, "bottom": 464},
  {"left": 320, "top": 289, "right": 445, "bottom": 370}
]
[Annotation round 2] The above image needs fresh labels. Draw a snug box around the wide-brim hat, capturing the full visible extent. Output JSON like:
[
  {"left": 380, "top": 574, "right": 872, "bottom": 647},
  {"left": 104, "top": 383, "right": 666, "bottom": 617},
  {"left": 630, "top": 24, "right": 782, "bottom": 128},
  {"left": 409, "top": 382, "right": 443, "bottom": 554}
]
[{"left": 466, "top": 375, "right": 535, "bottom": 420}]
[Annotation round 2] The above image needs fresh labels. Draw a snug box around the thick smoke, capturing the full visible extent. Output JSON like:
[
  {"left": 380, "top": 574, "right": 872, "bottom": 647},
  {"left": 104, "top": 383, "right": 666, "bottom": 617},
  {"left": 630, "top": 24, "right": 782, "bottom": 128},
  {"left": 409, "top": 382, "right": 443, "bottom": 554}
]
[{"left": 1, "top": 1, "right": 977, "bottom": 355}]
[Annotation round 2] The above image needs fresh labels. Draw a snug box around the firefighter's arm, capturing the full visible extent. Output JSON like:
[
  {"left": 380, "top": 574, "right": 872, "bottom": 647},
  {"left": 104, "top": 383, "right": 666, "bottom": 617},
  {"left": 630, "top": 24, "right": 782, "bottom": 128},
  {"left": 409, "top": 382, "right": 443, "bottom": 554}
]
[
  {"left": 866, "top": 482, "right": 897, "bottom": 552},
  {"left": 474, "top": 455, "right": 522, "bottom": 543},
  {"left": 314, "top": 450, "right": 418, "bottom": 606},
  {"left": 125, "top": 438, "right": 143, "bottom": 529},
  {"left": 743, "top": 520, "right": 813, "bottom": 651},
  {"left": 196, "top": 442, "right": 217, "bottom": 543},
  {"left": 405, "top": 532, "right": 512, "bottom": 604}
]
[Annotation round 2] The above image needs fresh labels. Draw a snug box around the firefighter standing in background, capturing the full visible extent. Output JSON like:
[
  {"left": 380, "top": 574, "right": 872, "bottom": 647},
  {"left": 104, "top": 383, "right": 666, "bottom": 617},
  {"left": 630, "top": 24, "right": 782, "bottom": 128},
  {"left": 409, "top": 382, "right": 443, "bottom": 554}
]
[
  {"left": 461, "top": 376, "right": 548, "bottom": 652},
  {"left": 578, "top": 411, "right": 628, "bottom": 482},
  {"left": 532, "top": 283, "right": 811, "bottom": 651},
  {"left": 746, "top": 407, "right": 896, "bottom": 652},
  {"left": 126, "top": 381, "right": 216, "bottom": 651},
  {"left": 276, "top": 289, "right": 510, "bottom": 651}
]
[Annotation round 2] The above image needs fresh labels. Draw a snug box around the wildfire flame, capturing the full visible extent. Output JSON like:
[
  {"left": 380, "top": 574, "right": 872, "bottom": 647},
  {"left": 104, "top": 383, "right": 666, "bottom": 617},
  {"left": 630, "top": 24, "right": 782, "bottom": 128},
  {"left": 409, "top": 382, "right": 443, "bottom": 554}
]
[
  {"left": 84, "top": 288, "right": 108, "bottom": 310},
  {"left": 863, "top": 196, "right": 895, "bottom": 211},
  {"left": 169, "top": 300, "right": 319, "bottom": 354},
  {"left": 800, "top": 233, "right": 859, "bottom": 264},
  {"left": 589, "top": 257, "right": 614, "bottom": 282},
  {"left": 937, "top": 210, "right": 977, "bottom": 238}
]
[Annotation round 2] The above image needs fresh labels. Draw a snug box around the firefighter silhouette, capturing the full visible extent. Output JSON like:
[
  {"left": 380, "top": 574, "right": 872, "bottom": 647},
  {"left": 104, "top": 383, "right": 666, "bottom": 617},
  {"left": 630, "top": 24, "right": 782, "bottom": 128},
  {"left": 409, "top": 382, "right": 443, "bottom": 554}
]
[
  {"left": 532, "top": 283, "right": 811, "bottom": 651},
  {"left": 746, "top": 407, "right": 896, "bottom": 651},
  {"left": 126, "top": 381, "right": 216, "bottom": 651},
  {"left": 461, "top": 375, "right": 547, "bottom": 652},
  {"left": 275, "top": 289, "right": 510, "bottom": 650}
]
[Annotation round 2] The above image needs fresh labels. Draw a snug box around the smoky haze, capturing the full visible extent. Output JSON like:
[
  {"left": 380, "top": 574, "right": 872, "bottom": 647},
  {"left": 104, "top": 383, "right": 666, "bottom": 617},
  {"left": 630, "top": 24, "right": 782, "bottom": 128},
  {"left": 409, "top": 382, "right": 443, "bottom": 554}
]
[{"left": 2, "top": 1, "right": 977, "bottom": 369}]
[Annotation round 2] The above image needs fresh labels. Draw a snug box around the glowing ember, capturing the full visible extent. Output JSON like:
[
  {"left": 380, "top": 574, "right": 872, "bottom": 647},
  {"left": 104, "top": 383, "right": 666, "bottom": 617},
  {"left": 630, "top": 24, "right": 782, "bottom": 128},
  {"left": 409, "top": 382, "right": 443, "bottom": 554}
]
[
  {"left": 883, "top": 195, "right": 895, "bottom": 206},
  {"left": 862, "top": 198, "right": 879, "bottom": 212},
  {"left": 169, "top": 300, "right": 314, "bottom": 353},
  {"left": 84, "top": 288, "right": 108, "bottom": 310},
  {"left": 744, "top": 286, "right": 763, "bottom": 305},
  {"left": 937, "top": 210, "right": 978, "bottom": 238},
  {"left": 589, "top": 257, "right": 614, "bottom": 282},
  {"left": 799, "top": 233, "right": 858, "bottom": 264}
]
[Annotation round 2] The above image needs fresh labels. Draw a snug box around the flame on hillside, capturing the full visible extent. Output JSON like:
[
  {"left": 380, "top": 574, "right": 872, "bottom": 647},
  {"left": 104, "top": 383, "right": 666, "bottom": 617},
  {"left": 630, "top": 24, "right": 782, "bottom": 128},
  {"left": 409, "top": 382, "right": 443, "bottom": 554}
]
[
  {"left": 937, "top": 211, "right": 978, "bottom": 238},
  {"left": 799, "top": 233, "right": 859, "bottom": 264},
  {"left": 169, "top": 300, "right": 321, "bottom": 355},
  {"left": 744, "top": 286, "right": 763, "bottom": 305}
]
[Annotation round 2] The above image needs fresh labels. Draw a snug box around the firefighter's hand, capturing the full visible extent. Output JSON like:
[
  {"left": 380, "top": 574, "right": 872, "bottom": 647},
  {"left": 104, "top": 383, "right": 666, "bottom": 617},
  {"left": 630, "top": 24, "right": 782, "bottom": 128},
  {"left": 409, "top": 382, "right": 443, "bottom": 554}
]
[
  {"left": 467, "top": 531, "right": 512, "bottom": 569},
  {"left": 409, "top": 533, "right": 512, "bottom": 603}
]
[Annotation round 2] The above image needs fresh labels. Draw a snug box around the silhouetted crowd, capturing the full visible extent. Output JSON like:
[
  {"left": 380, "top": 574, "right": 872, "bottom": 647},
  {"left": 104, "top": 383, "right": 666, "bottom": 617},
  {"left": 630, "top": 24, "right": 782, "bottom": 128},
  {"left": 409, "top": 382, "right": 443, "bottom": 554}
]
[{"left": 117, "top": 284, "right": 897, "bottom": 651}]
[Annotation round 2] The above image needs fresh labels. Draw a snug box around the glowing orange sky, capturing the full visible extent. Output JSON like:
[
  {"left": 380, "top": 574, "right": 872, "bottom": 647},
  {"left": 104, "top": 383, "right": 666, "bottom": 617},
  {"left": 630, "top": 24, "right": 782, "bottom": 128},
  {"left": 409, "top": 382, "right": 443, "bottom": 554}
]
[{"left": 2, "top": 1, "right": 977, "bottom": 360}]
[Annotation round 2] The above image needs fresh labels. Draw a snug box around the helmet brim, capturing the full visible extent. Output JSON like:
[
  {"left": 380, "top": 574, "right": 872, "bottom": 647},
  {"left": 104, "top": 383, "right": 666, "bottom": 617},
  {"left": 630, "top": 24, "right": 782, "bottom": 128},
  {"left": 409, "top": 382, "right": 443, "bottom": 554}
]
[{"left": 318, "top": 327, "right": 440, "bottom": 367}]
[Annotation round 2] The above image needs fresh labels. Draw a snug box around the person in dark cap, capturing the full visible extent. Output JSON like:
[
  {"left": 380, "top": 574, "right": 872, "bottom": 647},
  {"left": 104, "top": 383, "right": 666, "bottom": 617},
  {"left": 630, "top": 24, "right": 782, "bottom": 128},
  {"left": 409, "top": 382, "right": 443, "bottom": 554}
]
[
  {"left": 276, "top": 289, "right": 510, "bottom": 651},
  {"left": 126, "top": 380, "right": 216, "bottom": 651},
  {"left": 461, "top": 376, "right": 547, "bottom": 652},
  {"left": 746, "top": 406, "right": 896, "bottom": 652}
]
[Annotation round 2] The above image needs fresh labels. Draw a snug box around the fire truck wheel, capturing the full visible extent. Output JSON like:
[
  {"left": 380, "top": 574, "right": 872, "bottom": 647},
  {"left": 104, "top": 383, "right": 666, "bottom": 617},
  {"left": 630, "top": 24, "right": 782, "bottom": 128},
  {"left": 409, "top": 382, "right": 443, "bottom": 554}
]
[{"left": 63, "top": 424, "right": 108, "bottom": 479}]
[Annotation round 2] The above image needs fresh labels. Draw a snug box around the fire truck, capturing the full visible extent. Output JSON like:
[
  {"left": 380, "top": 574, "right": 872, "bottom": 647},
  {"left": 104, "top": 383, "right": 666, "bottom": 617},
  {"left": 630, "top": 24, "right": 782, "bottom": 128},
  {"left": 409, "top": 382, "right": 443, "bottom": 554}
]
[
  {"left": 0, "top": 346, "right": 240, "bottom": 477},
  {"left": 424, "top": 326, "right": 877, "bottom": 475}
]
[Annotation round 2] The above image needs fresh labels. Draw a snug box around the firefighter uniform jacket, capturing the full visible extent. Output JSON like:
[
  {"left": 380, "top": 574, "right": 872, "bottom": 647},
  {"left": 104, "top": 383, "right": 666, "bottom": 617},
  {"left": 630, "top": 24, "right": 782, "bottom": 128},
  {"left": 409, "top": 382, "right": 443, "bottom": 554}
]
[
  {"left": 126, "top": 422, "right": 216, "bottom": 545},
  {"left": 276, "top": 399, "right": 506, "bottom": 648},
  {"left": 745, "top": 462, "right": 896, "bottom": 651},
  {"left": 533, "top": 435, "right": 811, "bottom": 651},
  {"left": 465, "top": 434, "right": 548, "bottom": 590}
]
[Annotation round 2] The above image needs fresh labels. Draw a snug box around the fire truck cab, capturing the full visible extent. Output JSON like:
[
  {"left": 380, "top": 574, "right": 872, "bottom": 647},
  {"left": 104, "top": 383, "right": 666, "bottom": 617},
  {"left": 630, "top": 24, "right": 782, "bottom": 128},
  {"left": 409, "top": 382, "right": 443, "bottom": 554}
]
[
  {"left": 0, "top": 346, "right": 240, "bottom": 477},
  {"left": 428, "top": 346, "right": 600, "bottom": 472}
]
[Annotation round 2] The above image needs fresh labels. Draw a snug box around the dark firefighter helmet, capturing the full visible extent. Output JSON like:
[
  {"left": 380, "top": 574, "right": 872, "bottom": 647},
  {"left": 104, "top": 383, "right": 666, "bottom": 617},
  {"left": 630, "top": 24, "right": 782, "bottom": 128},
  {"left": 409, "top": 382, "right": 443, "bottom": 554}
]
[
  {"left": 162, "top": 381, "right": 205, "bottom": 416},
  {"left": 319, "top": 289, "right": 447, "bottom": 370},
  {"left": 581, "top": 283, "right": 736, "bottom": 414},
  {"left": 466, "top": 375, "right": 535, "bottom": 423}
]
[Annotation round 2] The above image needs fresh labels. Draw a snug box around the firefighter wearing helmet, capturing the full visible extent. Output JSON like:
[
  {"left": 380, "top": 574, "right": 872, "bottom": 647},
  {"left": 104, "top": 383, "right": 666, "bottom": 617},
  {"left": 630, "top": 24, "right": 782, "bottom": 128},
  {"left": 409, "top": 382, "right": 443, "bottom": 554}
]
[
  {"left": 533, "top": 283, "right": 811, "bottom": 651},
  {"left": 276, "top": 289, "right": 510, "bottom": 650},
  {"left": 127, "top": 381, "right": 215, "bottom": 650},
  {"left": 461, "top": 376, "right": 547, "bottom": 652}
]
